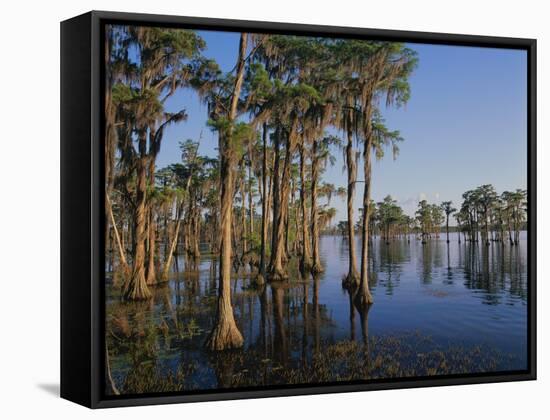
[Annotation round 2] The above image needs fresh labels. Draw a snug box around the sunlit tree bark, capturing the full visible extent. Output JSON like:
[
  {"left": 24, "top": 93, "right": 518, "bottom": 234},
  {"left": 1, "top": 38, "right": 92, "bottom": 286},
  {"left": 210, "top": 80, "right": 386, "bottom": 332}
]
[{"left": 205, "top": 33, "right": 248, "bottom": 350}]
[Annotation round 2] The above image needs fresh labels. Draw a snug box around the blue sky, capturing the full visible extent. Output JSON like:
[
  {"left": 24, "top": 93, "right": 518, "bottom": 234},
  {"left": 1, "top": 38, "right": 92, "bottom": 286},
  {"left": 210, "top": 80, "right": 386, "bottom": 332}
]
[{"left": 157, "top": 30, "right": 527, "bottom": 222}]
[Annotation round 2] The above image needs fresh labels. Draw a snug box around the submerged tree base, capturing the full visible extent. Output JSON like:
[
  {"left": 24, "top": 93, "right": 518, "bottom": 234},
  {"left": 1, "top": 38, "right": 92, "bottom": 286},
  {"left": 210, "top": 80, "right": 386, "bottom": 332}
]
[
  {"left": 146, "top": 273, "right": 157, "bottom": 286},
  {"left": 355, "top": 289, "right": 374, "bottom": 307},
  {"left": 253, "top": 273, "right": 266, "bottom": 286},
  {"left": 342, "top": 273, "right": 360, "bottom": 289},
  {"left": 121, "top": 276, "right": 152, "bottom": 301},
  {"left": 268, "top": 267, "right": 289, "bottom": 282},
  {"left": 311, "top": 263, "right": 324, "bottom": 274},
  {"left": 299, "top": 259, "right": 313, "bottom": 275},
  {"left": 204, "top": 319, "right": 244, "bottom": 351}
]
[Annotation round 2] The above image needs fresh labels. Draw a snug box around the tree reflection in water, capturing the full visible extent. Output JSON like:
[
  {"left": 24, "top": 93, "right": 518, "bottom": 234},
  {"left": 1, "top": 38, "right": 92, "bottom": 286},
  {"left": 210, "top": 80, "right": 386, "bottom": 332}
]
[{"left": 106, "top": 234, "right": 527, "bottom": 394}]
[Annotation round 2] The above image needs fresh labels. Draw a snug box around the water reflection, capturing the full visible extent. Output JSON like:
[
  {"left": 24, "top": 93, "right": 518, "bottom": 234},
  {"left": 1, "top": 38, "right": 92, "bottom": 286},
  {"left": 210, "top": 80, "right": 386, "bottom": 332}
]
[{"left": 106, "top": 232, "right": 528, "bottom": 393}]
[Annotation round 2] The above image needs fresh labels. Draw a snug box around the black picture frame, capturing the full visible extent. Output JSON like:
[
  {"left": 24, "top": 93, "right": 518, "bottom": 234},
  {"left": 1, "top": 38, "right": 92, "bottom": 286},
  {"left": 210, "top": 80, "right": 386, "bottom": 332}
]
[{"left": 61, "top": 10, "right": 537, "bottom": 409}]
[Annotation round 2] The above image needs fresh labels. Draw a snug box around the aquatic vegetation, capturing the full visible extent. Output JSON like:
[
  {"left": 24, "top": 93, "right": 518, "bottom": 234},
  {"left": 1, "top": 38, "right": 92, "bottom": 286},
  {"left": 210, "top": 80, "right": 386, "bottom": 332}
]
[{"left": 107, "top": 331, "right": 520, "bottom": 394}]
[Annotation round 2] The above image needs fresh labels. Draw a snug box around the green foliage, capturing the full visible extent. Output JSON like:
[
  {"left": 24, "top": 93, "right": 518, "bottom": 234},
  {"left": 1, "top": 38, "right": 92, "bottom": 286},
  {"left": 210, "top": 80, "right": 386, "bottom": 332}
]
[
  {"left": 246, "top": 232, "right": 262, "bottom": 252},
  {"left": 377, "top": 195, "right": 404, "bottom": 227},
  {"left": 372, "top": 113, "right": 403, "bottom": 160},
  {"left": 245, "top": 62, "right": 273, "bottom": 103},
  {"left": 112, "top": 82, "right": 135, "bottom": 104},
  {"left": 179, "top": 318, "right": 203, "bottom": 340}
]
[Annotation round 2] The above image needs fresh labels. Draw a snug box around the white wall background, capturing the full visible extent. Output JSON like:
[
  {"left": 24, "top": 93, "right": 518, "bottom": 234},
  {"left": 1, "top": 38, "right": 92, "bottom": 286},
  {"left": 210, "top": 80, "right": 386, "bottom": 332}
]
[{"left": 0, "top": 0, "right": 546, "bottom": 417}]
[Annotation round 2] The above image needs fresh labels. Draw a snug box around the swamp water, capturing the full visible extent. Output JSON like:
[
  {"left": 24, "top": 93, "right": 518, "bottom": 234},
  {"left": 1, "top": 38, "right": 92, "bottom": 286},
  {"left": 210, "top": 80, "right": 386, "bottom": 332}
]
[{"left": 106, "top": 232, "right": 528, "bottom": 395}]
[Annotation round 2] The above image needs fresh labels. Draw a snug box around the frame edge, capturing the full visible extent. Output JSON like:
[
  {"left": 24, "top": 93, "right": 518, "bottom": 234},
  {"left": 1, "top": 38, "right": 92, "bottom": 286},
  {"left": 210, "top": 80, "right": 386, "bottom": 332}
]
[
  {"left": 79, "top": 10, "right": 537, "bottom": 408},
  {"left": 60, "top": 11, "right": 94, "bottom": 408}
]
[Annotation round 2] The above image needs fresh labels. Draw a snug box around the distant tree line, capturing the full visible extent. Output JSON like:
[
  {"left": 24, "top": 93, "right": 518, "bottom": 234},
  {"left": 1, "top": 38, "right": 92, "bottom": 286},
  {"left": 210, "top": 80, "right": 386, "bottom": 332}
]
[{"left": 334, "top": 185, "right": 527, "bottom": 246}]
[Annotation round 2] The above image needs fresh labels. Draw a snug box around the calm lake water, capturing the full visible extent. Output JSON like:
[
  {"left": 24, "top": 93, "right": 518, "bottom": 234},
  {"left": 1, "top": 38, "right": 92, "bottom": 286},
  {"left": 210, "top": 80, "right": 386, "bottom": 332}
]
[{"left": 106, "top": 232, "right": 528, "bottom": 394}]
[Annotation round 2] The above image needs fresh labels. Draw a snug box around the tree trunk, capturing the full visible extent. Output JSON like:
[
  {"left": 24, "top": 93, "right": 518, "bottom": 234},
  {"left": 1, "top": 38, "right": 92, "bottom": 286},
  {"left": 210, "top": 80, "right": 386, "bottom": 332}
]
[
  {"left": 106, "top": 195, "right": 130, "bottom": 275},
  {"left": 269, "top": 123, "right": 297, "bottom": 280},
  {"left": 146, "top": 207, "right": 157, "bottom": 285},
  {"left": 241, "top": 177, "right": 248, "bottom": 255},
  {"left": 268, "top": 127, "right": 287, "bottom": 280},
  {"left": 357, "top": 121, "right": 374, "bottom": 307},
  {"left": 293, "top": 202, "right": 300, "bottom": 255},
  {"left": 123, "top": 155, "right": 152, "bottom": 300},
  {"left": 248, "top": 163, "right": 254, "bottom": 236},
  {"left": 146, "top": 155, "right": 158, "bottom": 285},
  {"left": 104, "top": 29, "right": 118, "bottom": 281},
  {"left": 310, "top": 139, "right": 323, "bottom": 274},
  {"left": 284, "top": 186, "right": 291, "bottom": 259},
  {"left": 161, "top": 215, "right": 182, "bottom": 281},
  {"left": 205, "top": 33, "right": 247, "bottom": 351},
  {"left": 192, "top": 207, "right": 201, "bottom": 259},
  {"left": 257, "top": 123, "right": 269, "bottom": 285},
  {"left": 485, "top": 215, "right": 490, "bottom": 246},
  {"left": 343, "top": 128, "right": 359, "bottom": 287},
  {"left": 299, "top": 144, "right": 312, "bottom": 273},
  {"left": 205, "top": 149, "right": 244, "bottom": 350}
]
